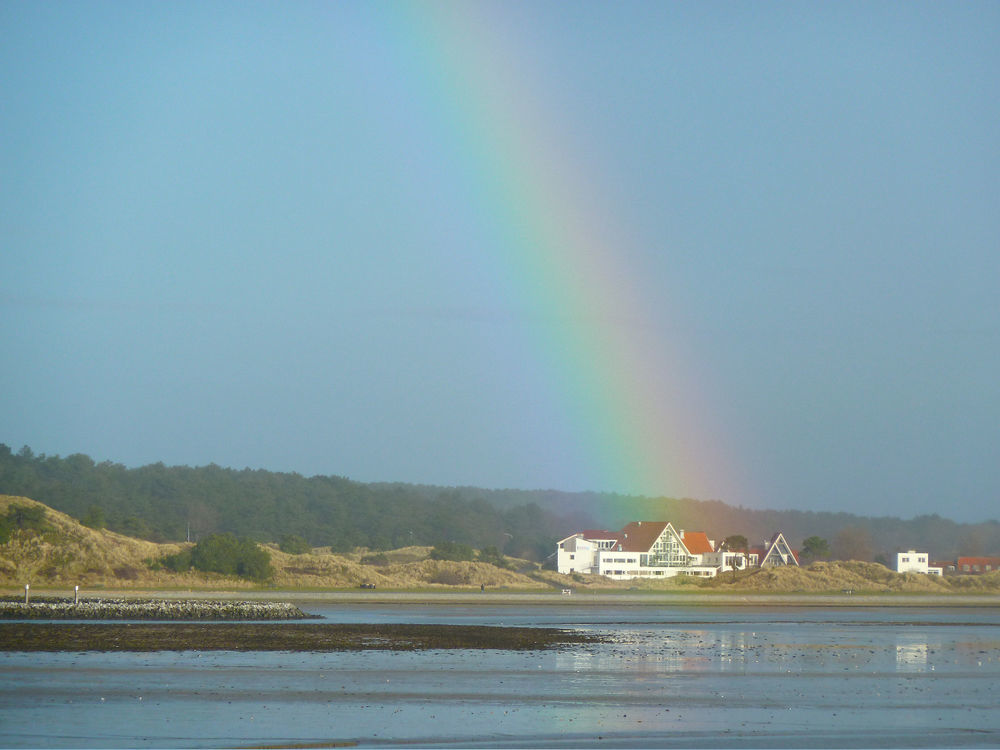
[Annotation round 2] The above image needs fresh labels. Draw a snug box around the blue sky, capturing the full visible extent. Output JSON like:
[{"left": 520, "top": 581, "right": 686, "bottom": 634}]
[{"left": 2, "top": 1, "right": 998, "bottom": 522}]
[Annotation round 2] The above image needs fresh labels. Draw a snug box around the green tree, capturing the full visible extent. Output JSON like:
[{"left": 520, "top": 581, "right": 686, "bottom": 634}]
[
  {"left": 801, "top": 535, "right": 830, "bottom": 562},
  {"left": 724, "top": 535, "right": 748, "bottom": 552},
  {"left": 800, "top": 536, "right": 830, "bottom": 560},
  {"left": 82, "top": 505, "right": 107, "bottom": 529},
  {"left": 723, "top": 535, "right": 749, "bottom": 580}
]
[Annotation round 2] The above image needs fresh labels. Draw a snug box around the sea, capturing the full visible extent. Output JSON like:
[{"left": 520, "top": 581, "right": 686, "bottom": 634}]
[{"left": 1, "top": 601, "right": 998, "bottom": 748}]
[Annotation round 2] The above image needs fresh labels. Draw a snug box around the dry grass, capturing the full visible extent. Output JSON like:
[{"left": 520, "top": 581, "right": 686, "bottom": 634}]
[
  {"left": 0, "top": 496, "right": 553, "bottom": 591},
  {"left": 702, "top": 560, "right": 990, "bottom": 594},
  {"left": 3, "top": 495, "right": 999, "bottom": 594}
]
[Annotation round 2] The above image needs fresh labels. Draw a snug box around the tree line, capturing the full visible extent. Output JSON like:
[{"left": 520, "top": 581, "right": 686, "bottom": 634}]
[
  {"left": 0, "top": 445, "right": 560, "bottom": 560},
  {"left": 2, "top": 444, "right": 997, "bottom": 562}
]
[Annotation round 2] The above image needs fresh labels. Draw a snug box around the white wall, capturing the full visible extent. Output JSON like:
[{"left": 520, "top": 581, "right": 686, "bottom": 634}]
[{"left": 896, "top": 550, "right": 942, "bottom": 575}]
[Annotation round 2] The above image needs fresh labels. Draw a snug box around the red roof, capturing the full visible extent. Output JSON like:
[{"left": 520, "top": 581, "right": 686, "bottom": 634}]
[
  {"left": 680, "top": 531, "right": 714, "bottom": 555},
  {"left": 618, "top": 521, "right": 669, "bottom": 552},
  {"left": 580, "top": 530, "right": 621, "bottom": 540},
  {"left": 957, "top": 556, "right": 1000, "bottom": 568}
]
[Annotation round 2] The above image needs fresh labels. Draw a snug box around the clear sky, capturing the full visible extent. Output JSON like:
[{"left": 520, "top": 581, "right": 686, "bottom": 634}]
[{"left": 2, "top": 1, "right": 998, "bottom": 522}]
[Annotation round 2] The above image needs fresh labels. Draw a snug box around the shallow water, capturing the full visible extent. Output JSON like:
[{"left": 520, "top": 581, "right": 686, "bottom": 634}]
[{"left": 1, "top": 604, "right": 998, "bottom": 748}]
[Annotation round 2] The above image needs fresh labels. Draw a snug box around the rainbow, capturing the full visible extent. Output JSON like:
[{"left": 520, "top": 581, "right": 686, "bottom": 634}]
[{"left": 373, "top": 4, "right": 741, "bottom": 502}]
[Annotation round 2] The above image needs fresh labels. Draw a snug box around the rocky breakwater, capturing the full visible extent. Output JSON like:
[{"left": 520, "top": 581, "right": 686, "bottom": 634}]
[{"left": 0, "top": 597, "right": 311, "bottom": 620}]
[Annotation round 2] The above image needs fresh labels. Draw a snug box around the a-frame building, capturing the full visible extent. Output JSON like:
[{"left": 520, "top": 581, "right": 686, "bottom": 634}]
[{"left": 759, "top": 532, "right": 799, "bottom": 567}]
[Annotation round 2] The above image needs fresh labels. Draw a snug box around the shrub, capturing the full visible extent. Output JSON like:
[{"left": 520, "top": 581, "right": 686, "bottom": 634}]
[
  {"left": 160, "top": 534, "right": 272, "bottom": 582},
  {"left": 279, "top": 535, "right": 312, "bottom": 555},
  {"left": 0, "top": 503, "right": 51, "bottom": 543},
  {"left": 361, "top": 553, "right": 390, "bottom": 566},
  {"left": 429, "top": 541, "right": 475, "bottom": 562},
  {"left": 477, "top": 545, "right": 508, "bottom": 568}
]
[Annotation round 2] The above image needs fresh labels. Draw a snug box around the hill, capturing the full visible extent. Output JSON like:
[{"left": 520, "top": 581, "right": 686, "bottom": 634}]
[
  {"left": 0, "top": 495, "right": 554, "bottom": 591},
  {"left": 3, "top": 444, "right": 999, "bottom": 565},
  {"left": 4, "top": 495, "right": 999, "bottom": 595}
]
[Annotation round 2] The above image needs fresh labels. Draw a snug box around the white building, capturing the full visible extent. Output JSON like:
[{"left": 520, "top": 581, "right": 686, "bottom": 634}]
[
  {"left": 556, "top": 529, "right": 622, "bottom": 575},
  {"left": 895, "top": 550, "right": 943, "bottom": 576},
  {"left": 757, "top": 532, "right": 799, "bottom": 568},
  {"left": 557, "top": 521, "right": 738, "bottom": 580}
]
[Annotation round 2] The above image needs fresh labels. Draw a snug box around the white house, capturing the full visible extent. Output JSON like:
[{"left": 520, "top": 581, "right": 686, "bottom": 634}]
[
  {"left": 895, "top": 550, "right": 942, "bottom": 576},
  {"left": 557, "top": 521, "right": 729, "bottom": 580},
  {"left": 757, "top": 532, "right": 799, "bottom": 568},
  {"left": 556, "top": 529, "right": 622, "bottom": 575}
]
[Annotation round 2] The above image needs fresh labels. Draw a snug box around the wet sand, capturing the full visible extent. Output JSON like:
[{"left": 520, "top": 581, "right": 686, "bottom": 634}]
[
  {"left": 2, "top": 605, "right": 998, "bottom": 748},
  {"left": 0, "top": 622, "right": 602, "bottom": 652}
]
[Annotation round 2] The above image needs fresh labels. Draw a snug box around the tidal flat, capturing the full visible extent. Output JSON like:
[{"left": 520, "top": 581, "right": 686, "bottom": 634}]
[
  {"left": 1, "top": 602, "right": 998, "bottom": 748},
  {"left": 0, "top": 621, "right": 600, "bottom": 651}
]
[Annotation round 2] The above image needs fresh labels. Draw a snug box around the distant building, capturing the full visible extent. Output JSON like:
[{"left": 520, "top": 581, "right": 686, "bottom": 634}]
[
  {"left": 555, "top": 529, "right": 622, "bottom": 576},
  {"left": 556, "top": 522, "right": 793, "bottom": 580},
  {"left": 751, "top": 533, "right": 799, "bottom": 568},
  {"left": 557, "top": 522, "right": 722, "bottom": 579},
  {"left": 895, "top": 550, "right": 942, "bottom": 576},
  {"left": 956, "top": 556, "right": 1000, "bottom": 574}
]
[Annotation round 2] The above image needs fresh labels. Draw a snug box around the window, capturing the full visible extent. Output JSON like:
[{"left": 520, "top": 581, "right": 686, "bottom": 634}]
[{"left": 569, "top": 554, "right": 575, "bottom": 560}]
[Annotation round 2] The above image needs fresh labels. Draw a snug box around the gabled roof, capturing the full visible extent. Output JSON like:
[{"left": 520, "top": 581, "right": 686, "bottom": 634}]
[
  {"left": 617, "top": 521, "right": 670, "bottom": 552},
  {"left": 681, "top": 531, "right": 714, "bottom": 555},
  {"left": 761, "top": 532, "right": 799, "bottom": 566}
]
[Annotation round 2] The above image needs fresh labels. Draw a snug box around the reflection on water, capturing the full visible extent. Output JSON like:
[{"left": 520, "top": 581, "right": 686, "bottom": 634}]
[
  {"left": 1, "top": 605, "right": 998, "bottom": 748},
  {"left": 896, "top": 635, "right": 930, "bottom": 671}
]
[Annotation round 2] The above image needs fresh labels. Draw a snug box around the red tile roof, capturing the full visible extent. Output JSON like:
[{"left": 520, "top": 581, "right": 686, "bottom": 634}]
[
  {"left": 957, "top": 556, "right": 1000, "bottom": 568},
  {"left": 680, "top": 531, "right": 714, "bottom": 555}
]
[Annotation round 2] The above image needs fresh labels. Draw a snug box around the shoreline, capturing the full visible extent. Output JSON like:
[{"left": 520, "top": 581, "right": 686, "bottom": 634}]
[{"left": 5, "top": 588, "right": 1000, "bottom": 608}]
